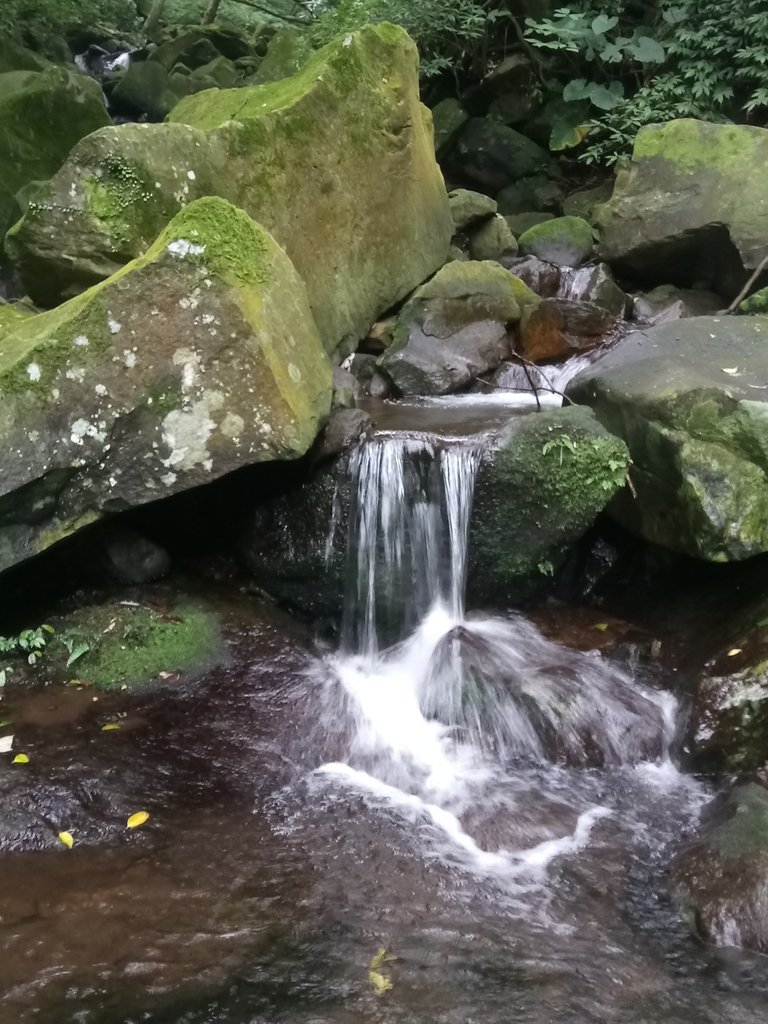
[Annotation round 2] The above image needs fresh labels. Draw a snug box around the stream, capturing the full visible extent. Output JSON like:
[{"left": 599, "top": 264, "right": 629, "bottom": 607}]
[{"left": 1, "top": 392, "right": 767, "bottom": 1023}]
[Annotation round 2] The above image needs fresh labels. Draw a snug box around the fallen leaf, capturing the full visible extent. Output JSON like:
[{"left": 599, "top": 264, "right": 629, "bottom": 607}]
[
  {"left": 721, "top": 367, "right": 739, "bottom": 375},
  {"left": 101, "top": 723, "right": 120, "bottom": 732},
  {"left": 158, "top": 671, "right": 180, "bottom": 682},
  {"left": 12, "top": 753, "right": 29, "bottom": 764},
  {"left": 126, "top": 811, "right": 149, "bottom": 829},
  {"left": 369, "top": 970, "right": 392, "bottom": 994},
  {"left": 102, "top": 618, "right": 117, "bottom": 634},
  {"left": 727, "top": 648, "right": 743, "bottom": 657},
  {"left": 594, "top": 623, "right": 609, "bottom": 632},
  {"left": 0, "top": 735, "right": 13, "bottom": 753},
  {"left": 0, "top": 720, "right": 10, "bottom": 728},
  {"left": 58, "top": 831, "right": 74, "bottom": 849}
]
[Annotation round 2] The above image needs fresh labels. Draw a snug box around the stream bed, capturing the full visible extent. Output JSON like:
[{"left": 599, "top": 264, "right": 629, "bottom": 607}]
[{"left": 1, "top": 396, "right": 767, "bottom": 1024}]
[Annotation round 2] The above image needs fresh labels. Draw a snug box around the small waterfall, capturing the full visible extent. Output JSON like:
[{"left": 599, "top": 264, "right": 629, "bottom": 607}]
[{"left": 341, "top": 434, "right": 480, "bottom": 655}]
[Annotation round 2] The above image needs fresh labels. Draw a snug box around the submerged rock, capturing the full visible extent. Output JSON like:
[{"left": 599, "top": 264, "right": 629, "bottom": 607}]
[
  {"left": 0, "top": 66, "right": 110, "bottom": 243},
  {"left": 671, "top": 783, "right": 768, "bottom": 954},
  {"left": 468, "top": 406, "right": 631, "bottom": 602},
  {"left": 379, "top": 260, "right": 538, "bottom": 396},
  {"left": 6, "top": 25, "right": 452, "bottom": 355},
  {"left": 0, "top": 196, "right": 331, "bottom": 573},
  {"left": 566, "top": 316, "right": 768, "bottom": 562},
  {"left": 597, "top": 119, "right": 768, "bottom": 295}
]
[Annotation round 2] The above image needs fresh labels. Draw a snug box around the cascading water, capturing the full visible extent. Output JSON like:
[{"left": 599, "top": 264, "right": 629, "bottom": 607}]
[{"left": 316, "top": 426, "right": 688, "bottom": 877}]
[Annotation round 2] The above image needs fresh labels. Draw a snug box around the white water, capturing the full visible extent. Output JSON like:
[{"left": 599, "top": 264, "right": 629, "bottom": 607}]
[{"left": 317, "top": 430, "right": 698, "bottom": 882}]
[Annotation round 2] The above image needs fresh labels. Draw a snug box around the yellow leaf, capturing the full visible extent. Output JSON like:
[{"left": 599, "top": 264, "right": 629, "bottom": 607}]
[
  {"left": 594, "top": 623, "right": 609, "bottom": 632},
  {"left": 58, "top": 831, "right": 74, "bottom": 849},
  {"left": 369, "top": 970, "right": 392, "bottom": 994},
  {"left": 101, "top": 723, "right": 120, "bottom": 732},
  {"left": 126, "top": 810, "right": 149, "bottom": 829},
  {"left": 12, "top": 753, "right": 29, "bottom": 764},
  {"left": 727, "top": 648, "right": 743, "bottom": 657}
]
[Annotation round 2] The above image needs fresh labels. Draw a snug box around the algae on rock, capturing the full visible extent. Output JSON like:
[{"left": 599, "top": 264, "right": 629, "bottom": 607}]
[
  {"left": 7, "top": 25, "right": 453, "bottom": 356},
  {"left": 0, "top": 196, "right": 331, "bottom": 573}
]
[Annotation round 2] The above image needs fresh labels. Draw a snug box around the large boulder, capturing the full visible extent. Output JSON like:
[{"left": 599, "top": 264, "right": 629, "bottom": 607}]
[
  {"left": 670, "top": 784, "right": 768, "bottom": 954},
  {"left": 468, "top": 406, "right": 631, "bottom": 603},
  {"left": 379, "top": 261, "right": 538, "bottom": 396},
  {"left": 0, "top": 66, "right": 110, "bottom": 243},
  {"left": 518, "top": 215, "right": 594, "bottom": 267},
  {"left": 518, "top": 297, "right": 617, "bottom": 362},
  {"left": 597, "top": 120, "right": 768, "bottom": 296},
  {"left": 566, "top": 316, "right": 768, "bottom": 562},
  {"left": 0, "top": 197, "right": 331, "bottom": 573},
  {"left": 6, "top": 26, "right": 453, "bottom": 355},
  {"left": 455, "top": 117, "right": 551, "bottom": 193}
]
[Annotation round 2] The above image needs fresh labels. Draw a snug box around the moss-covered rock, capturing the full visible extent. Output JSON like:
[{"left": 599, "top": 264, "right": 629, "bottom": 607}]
[
  {"left": 455, "top": 117, "right": 552, "bottom": 194},
  {"left": 597, "top": 120, "right": 768, "bottom": 295},
  {"left": 380, "top": 261, "right": 538, "bottom": 396},
  {"left": 518, "top": 215, "right": 593, "bottom": 267},
  {"left": 7, "top": 25, "right": 452, "bottom": 357},
  {"left": 0, "top": 196, "right": 331, "bottom": 573},
  {"left": 250, "top": 27, "right": 314, "bottom": 84},
  {"left": 467, "top": 406, "right": 631, "bottom": 603},
  {"left": 448, "top": 188, "right": 496, "bottom": 231},
  {"left": 740, "top": 286, "right": 768, "bottom": 316},
  {"left": 468, "top": 214, "right": 518, "bottom": 261},
  {"left": 431, "top": 97, "right": 469, "bottom": 155},
  {"left": 567, "top": 316, "right": 768, "bottom": 561},
  {"left": 0, "top": 66, "right": 110, "bottom": 244},
  {"left": 48, "top": 600, "right": 223, "bottom": 690},
  {"left": 670, "top": 784, "right": 768, "bottom": 954},
  {"left": 110, "top": 59, "right": 193, "bottom": 121}
]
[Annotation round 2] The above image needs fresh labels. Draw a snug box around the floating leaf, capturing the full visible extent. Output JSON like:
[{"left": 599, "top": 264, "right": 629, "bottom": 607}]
[
  {"left": 58, "top": 831, "right": 74, "bottom": 849},
  {"left": 594, "top": 623, "right": 609, "bottom": 632},
  {"left": 727, "top": 648, "right": 743, "bottom": 657},
  {"left": 12, "top": 753, "right": 29, "bottom": 764},
  {"left": 101, "top": 723, "right": 120, "bottom": 732},
  {"left": 0, "top": 735, "right": 13, "bottom": 753},
  {"left": 721, "top": 367, "right": 739, "bottom": 375},
  {"left": 369, "top": 970, "right": 392, "bottom": 994},
  {"left": 126, "top": 810, "right": 149, "bottom": 829}
]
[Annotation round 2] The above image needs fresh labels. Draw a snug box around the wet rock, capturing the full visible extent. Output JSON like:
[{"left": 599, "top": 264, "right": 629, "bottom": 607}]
[
  {"left": 519, "top": 298, "right": 617, "bottom": 362},
  {"left": 468, "top": 406, "right": 631, "bottom": 602},
  {"left": 0, "top": 66, "right": 110, "bottom": 244},
  {"left": 448, "top": 188, "right": 497, "bottom": 232},
  {"left": 566, "top": 316, "right": 768, "bottom": 562},
  {"left": 518, "top": 216, "right": 594, "bottom": 267},
  {"left": 562, "top": 263, "right": 629, "bottom": 318},
  {"left": 101, "top": 527, "right": 171, "bottom": 584},
  {"left": 6, "top": 26, "right": 452, "bottom": 358},
  {"left": 0, "top": 197, "right": 331, "bottom": 573},
  {"left": 369, "top": 370, "right": 393, "bottom": 399},
  {"left": 455, "top": 117, "right": 552, "bottom": 193},
  {"left": 332, "top": 366, "right": 361, "bottom": 409},
  {"left": 487, "top": 89, "right": 538, "bottom": 128},
  {"left": 498, "top": 254, "right": 561, "bottom": 298},
  {"left": 432, "top": 97, "right": 469, "bottom": 155},
  {"left": 379, "top": 261, "right": 538, "bottom": 396},
  {"left": 468, "top": 215, "right": 518, "bottom": 261},
  {"left": 110, "top": 59, "right": 187, "bottom": 121},
  {"left": 497, "top": 175, "right": 563, "bottom": 215},
  {"left": 632, "top": 284, "right": 724, "bottom": 324},
  {"left": 597, "top": 119, "right": 768, "bottom": 296},
  {"left": 314, "top": 408, "right": 372, "bottom": 462},
  {"left": 670, "top": 783, "right": 768, "bottom": 953}
]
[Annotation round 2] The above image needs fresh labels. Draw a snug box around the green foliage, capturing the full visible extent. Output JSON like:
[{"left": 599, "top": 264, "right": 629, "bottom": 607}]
[
  {"left": 4, "top": 0, "right": 139, "bottom": 36},
  {"left": 308, "top": 0, "right": 502, "bottom": 78},
  {"left": 525, "top": 0, "right": 768, "bottom": 166},
  {"left": 0, "top": 624, "right": 55, "bottom": 686}
]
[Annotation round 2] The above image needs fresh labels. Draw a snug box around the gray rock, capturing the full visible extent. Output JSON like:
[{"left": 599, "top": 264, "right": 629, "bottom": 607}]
[
  {"left": 518, "top": 216, "right": 594, "bottom": 267},
  {"left": 101, "top": 528, "right": 170, "bottom": 583},
  {"left": 504, "top": 211, "right": 554, "bottom": 236},
  {"left": 432, "top": 97, "right": 469, "bottom": 155},
  {"left": 448, "top": 188, "right": 497, "bottom": 231},
  {"left": 468, "top": 214, "right": 518, "bottom": 261},
  {"left": 314, "top": 408, "right": 372, "bottom": 462},
  {"left": 497, "top": 175, "right": 563, "bottom": 215},
  {"left": 632, "top": 284, "right": 724, "bottom": 324},
  {"left": 456, "top": 117, "right": 551, "bottom": 193}
]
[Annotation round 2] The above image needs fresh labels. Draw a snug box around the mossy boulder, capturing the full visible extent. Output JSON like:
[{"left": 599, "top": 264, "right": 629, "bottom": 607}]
[
  {"left": 379, "top": 261, "right": 538, "bottom": 396},
  {"left": 448, "top": 188, "right": 496, "bottom": 231},
  {"left": 0, "top": 37, "right": 50, "bottom": 74},
  {"left": 566, "top": 316, "right": 768, "bottom": 561},
  {"left": 0, "top": 66, "right": 110, "bottom": 244},
  {"left": 0, "top": 196, "right": 331, "bottom": 574},
  {"left": 670, "top": 784, "right": 768, "bottom": 953},
  {"left": 431, "top": 97, "right": 469, "bottom": 155},
  {"left": 468, "top": 214, "right": 517, "bottom": 261},
  {"left": 518, "top": 215, "right": 593, "bottom": 267},
  {"left": 7, "top": 25, "right": 452, "bottom": 357},
  {"left": 597, "top": 120, "right": 768, "bottom": 296},
  {"left": 110, "top": 60, "right": 192, "bottom": 121},
  {"left": 468, "top": 406, "right": 631, "bottom": 603},
  {"left": 48, "top": 601, "right": 223, "bottom": 690},
  {"left": 250, "top": 27, "right": 314, "bottom": 84}
]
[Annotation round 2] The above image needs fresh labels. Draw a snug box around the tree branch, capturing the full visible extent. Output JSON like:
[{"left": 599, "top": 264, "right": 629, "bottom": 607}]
[{"left": 726, "top": 253, "right": 768, "bottom": 314}]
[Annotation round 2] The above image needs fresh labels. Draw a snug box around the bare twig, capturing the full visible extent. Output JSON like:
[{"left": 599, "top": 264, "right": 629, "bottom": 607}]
[{"left": 726, "top": 253, "right": 768, "bottom": 314}]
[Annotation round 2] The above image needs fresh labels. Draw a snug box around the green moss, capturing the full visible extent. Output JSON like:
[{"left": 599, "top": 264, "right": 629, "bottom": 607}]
[
  {"left": 53, "top": 602, "right": 223, "bottom": 690},
  {"left": 712, "top": 785, "right": 768, "bottom": 858},
  {"left": 740, "top": 287, "right": 768, "bottom": 316},
  {"left": 633, "top": 118, "right": 762, "bottom": 172},
  {"left": 415, "top": 259, "right": 538, "bottom": 312},
  {"left": 518, "top": 215, "right": 594, "bottom": 265}
]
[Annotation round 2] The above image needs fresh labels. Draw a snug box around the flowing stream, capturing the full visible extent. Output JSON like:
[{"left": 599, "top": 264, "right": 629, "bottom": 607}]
[{"left": 2, "top": 406, "right": 768, "bottom": 1023}]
